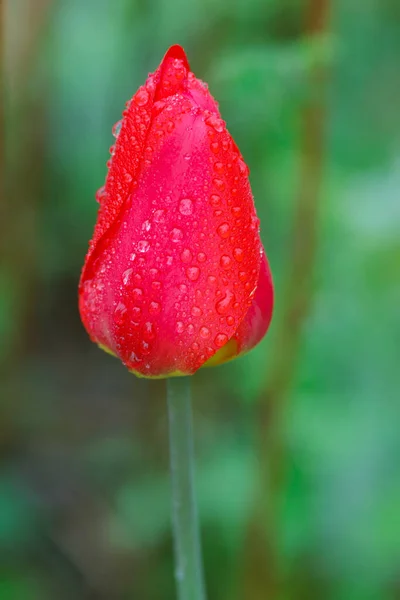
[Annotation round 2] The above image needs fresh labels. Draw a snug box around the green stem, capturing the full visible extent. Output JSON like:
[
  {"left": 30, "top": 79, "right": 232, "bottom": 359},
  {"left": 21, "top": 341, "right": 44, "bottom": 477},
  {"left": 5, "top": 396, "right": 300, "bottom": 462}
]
[{"left": 167, "top": 377, "right": 206, "bottom": 600}]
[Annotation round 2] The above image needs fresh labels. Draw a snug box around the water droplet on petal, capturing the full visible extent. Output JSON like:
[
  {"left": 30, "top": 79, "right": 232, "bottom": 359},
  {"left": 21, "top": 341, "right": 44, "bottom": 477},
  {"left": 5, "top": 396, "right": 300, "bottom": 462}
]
[
  {"left": 122, "top": 268, "right": 133, "bottom": 286},
  {"left": 142, "top": 321, "right": 156, "bottom": 341},
  {"left": 138, "top": 240, "right": 150, "bottom": 253},
  {"left": 114, "top": 302, "right": 127, "bottom": 325},
  {"left": 181, "top": 248, "right": 193, "bottom": 263},
  {"left": 210, "top": 142, "right": 219, "bottom": 154},
  {"left": 132, "top": 288, "right": 143, "bottom": 301},
  {"left": 220, "top": 255, "right": 231, "bottom": 269},
  {"left": 233, "top": 248, "right": 244, "bottom": 262},
  {"left": 179, "top": 198, "right": 193, "bottom": 215},
  {"left": 135, "top": 88, "right": 149, "bottom": 106},
  {"left": 153, "top": 209, "right": 166, "bottom": 223},
  {"left": 210, "top": 194, "right": 221, "bottom": 207},
  {"left": 141, "top": 340, "right": 151, "bottom": 355},
  {"left": 216, "top": 289, "right": 235, "bottom": 315},
  {"left": 200, "top": 326, "right": 210, "bottom": 339},
  {"left": 186, "top": 267, "right": 200, "bottom": 281},
  {"left": 175, "top": 321, "right": 184, "bottom": 334},
  {"left": 112, "top": 120, "right": 122, "bottom": 138},
  {"left": 96, "top": 186, "right": 107, "bottom": 204},
  {"left": 213, "top": 178, "right": 225, "bottom": 192},
  {"left": 197, "top": 252, "right": 207, "bottom": 263},
  {"left": 170, "top": 228, "right": 183, "bottom": 242},
  {"left": 142, "top": 220, "right": 152, "bottom": 232},
  {"left": 215, "top": 333, "right": 228, "bottom": 347},
  {"left": 149, "top": 301, "right": 161, "bottom": 315},
  {"left": 217, "top": 223, "right": 230, "bottom": 238},
  {"left": 205, "top": 115, "right": 224, "bottom": 132},
  {"left": 191, "top": 306, "right": 202, "bottom": 317},
  {"left": 226, "top": 315, "right": 235, "bottom": 326}
]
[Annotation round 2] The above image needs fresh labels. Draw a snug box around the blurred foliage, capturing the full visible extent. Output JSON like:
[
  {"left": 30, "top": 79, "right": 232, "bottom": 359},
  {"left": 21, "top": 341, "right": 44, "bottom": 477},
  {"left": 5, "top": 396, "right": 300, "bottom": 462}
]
[{"left": 2, "top": 0, "right": 400, "bottom": 599}]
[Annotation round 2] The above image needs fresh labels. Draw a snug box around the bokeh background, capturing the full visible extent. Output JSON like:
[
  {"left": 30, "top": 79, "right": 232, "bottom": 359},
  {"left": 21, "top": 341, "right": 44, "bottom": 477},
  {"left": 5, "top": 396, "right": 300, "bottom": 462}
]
[{"left": 2, "top": 0, "right": 400, "bottom": 598}]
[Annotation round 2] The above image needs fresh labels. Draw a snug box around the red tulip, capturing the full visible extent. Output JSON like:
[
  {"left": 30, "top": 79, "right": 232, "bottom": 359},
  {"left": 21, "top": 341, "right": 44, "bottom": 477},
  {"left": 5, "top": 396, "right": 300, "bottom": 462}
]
[{"left": 79, "top": 45, "right": 273, "bottom": 378}]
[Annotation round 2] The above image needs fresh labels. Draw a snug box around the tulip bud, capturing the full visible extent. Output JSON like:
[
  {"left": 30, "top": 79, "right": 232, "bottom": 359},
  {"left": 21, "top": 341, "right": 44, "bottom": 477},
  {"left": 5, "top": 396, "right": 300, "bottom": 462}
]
[{"left": 79, "top": 45, "right": 273, "bottom": 378}]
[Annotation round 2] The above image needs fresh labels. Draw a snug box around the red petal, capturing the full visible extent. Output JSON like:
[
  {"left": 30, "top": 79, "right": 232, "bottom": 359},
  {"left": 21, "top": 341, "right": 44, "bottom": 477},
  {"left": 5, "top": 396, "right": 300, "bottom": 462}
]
[
  {"left": 234, "top": 250, "right": 274, "bottom": 354},
  {"left": 79, "top": 47, "right": 267, "bottom": 377}
]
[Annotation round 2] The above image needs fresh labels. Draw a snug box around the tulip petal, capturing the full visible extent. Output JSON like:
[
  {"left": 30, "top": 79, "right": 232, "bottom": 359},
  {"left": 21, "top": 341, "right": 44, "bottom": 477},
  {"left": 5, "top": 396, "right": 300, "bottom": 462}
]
[
  {"left": 79, "top": 46, "right": 271, "bottom": 377},
  {"left": 203, "top": 250, "right": 273, "bottom": 367}
]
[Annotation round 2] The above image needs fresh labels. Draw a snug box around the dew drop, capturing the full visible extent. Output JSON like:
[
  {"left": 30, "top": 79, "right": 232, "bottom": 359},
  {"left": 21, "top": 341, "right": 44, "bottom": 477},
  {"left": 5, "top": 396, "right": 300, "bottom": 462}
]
[
  {"left": 226, "top": 315, "right": 235, "bottom": 326},
  {"left": 96, "top": 186, "right": 107, "bottom": 203},
  {"left": 239, "top": 271, "right": 247, "bottom": 282},
  {"left": 114, "top": 302, "right": 127, "bottom": 325},
  {"left": 187, "top": 324, "right": 195, "bottom": 335},
  {"left": 130, "top": 351, "right": 142, "bottom": 363},
  {"left": 238, "top": 158, "right": 249, "bottom": 175},
  {"left": 199, "top": 326, "right": 210, "bottom": 339},
  {"left": 153, "top": 209, "right": 166, "bottom": 223},
  {"left": 112, "top": 120, "right": 122, "bottom": 138},
  {"left": 170, "top": 228, "right": 183, "bottom": 242},
  {"left": 132, "top": 288, "right": 143, "bottom": 301},
  {"left": 210, "top": 142, "right": 219, "bottom": 154},
  {"left": 217, "top": 223, "right": 230, "bottom": 238},
  {"left": 192, "top": 342, "right": 199, "bottom": 351},
  {"left": 179, "top": 198, "right": 193, "bottom": 215},
  {"left": 149, "top": 268, "right": 158, "bottom": 278},
  {"left": 135, "top": 88, "right": 149, "bottom": 106},
  {"left": 205, "top": 115, "right": 224, "bottom": 132},
  {"left": 142, "top": 321, "right": 156, "bottom": 341},
  {"left": 209, "top": 194, "right": 221, "bottom": 207},
  {"left": 186, "top": 266, "right": 200, "bottom": 281},
  {"left": 213, "top": 178, "right": 225, "bottom": 192},
  {"left": 197, "top": 252, "right": 207, "bottom": 263},
  {"left": 233, "top": 248, "right": 244, "bottom": 262},
  {"left": 216, "top": 289, "right": 235, "bottom": 315},
  {"left": 142, "top": 220, "right": 152, "bottom": 232},
  {"left": 149, "top": 301, "right": 161, "bottom": 315},
  {"left": 122, "top": 268, "right": 133, "bottom": 286},
  {"left": 175, "top": 321, "right": 184, "bottom": 334},
  {"left": 231, "top": 206, "right": 241, "bottom": 216},
  {"left": 215, "top": 333, "right": 228, "bottom": 348},
  {"left": 181, "top": 248, "right": 193, "bottom": 263},
  {"left": 220, "top": 255, "right": 231, "bottom": 269},
  {"left": 191, "top": 306, "right": 202, "bottom": 317},
  {"left": 138, "top": 240, "right": 150, "bottom": 253},
  {"left": 152, "top": 281, "right": 162, "bottom": 290},
  {"left": 179, "top": 283, "right": 188, "bottom": 293},
  {"left": 141, "top": 340, "right": 151, "bottom": 355},
  {"left": 214, "top": 162, "right": 224, "bottom": 174}
]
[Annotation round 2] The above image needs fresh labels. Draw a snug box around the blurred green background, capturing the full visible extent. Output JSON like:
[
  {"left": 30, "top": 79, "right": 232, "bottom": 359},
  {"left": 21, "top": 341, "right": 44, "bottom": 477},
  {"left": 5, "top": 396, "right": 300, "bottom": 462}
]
[{"left": 2, "top": 0, "right": 400, "bottom": 599}]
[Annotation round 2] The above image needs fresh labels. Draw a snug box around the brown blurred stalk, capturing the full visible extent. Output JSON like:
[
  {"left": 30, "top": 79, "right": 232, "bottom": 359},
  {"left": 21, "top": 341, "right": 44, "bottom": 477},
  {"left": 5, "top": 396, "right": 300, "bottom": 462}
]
[
  {"left": 1, "top": 0, "right": 52, "bottom": 364},
  {"left": 242, "top": 0, "right": 330, "bottom": 598}
]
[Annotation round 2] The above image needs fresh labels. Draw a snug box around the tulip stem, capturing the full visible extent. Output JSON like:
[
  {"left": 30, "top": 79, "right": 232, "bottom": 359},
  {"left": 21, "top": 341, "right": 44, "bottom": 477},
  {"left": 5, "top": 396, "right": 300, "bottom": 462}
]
[{"left": 167, "top": 377, "right": 206, "bottom": 600}]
